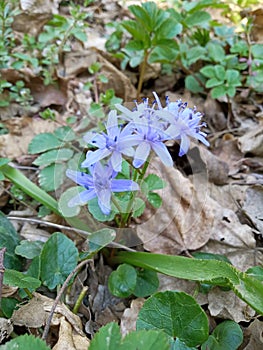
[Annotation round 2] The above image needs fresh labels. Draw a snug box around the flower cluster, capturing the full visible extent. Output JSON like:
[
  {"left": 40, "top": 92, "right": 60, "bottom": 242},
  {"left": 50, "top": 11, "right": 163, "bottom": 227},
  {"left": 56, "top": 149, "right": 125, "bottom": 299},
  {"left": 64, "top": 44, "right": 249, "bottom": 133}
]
[{"left": 66, "top": 92, "right": 209, "bottom": 215}]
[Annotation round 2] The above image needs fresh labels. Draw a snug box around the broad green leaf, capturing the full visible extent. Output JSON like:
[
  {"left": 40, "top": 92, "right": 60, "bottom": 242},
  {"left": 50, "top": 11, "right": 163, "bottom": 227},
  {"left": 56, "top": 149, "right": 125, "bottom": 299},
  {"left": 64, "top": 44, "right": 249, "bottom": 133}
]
[
  {"left": 185, "top": 75, "right": 204, "bottom": 93},
  {"left": 0, "top": 334, "right": 51, "bottom": 350},
  {"left": 129, "top": 4, "right": 153, "bottom": 32},
  {"left": 226, "top": 86, "right": 236, "bottom": 97},
  {"left": 121, "top": 20, "right": 146, "bottom": 42},
  {"left": 142, "top": 174, "right": 165, "bottom": 193},
  {"left": 226, "top": 69, "right": 241, "bottom": 85},
  {"left": 186, "top": 46, "right": 207, "bottom": 65},
  {"left": 206, "top": 77, "right": 223, "bottom": 88},
  {"left": 89, "top": 322, "right": 121, "bottom": 350},
  {"left": 39, "top": 163, "right": 66, "bottom": 191},
  {"left": 149, "top": 46, "right": 178, "bottom": 64},
  {"left": 211, "top": 86, "right": 227, "bottom": 99},
  {"left": 246, "top": 266, "right": 263, "bottom": 281},
  {"left": 72, "top": 28, "right": 87, "bottom": 42},
  {"left": 0, "top": 171, "right": 5, "bottom": 180},
  {"left": 108, "top": 263, "right": 137, "bottom": 298},
  {"left": 156, "top": 18, "right": 182, "bottom": 39},
  {"left": 15, "top": 240, "right": 44, "bottom": 259},
  {"left": 4, "top": 269, "right": 41, "bottom": 290},
  {"left": 200, "top": 65, "right": 215, "bottom": 78},
  {"left": 58, "top": 187, "right": 82, "bottom": 217},
  {"left": 147, "top": 192, "right": 162, "bottom": 208},
  {"left": 115, "top": 251, "right": 263, "bottom": 315},
  {"left": 184, "top": 11, "right": 211, "bottom": 27},
  {"left": 40, "top": 232, "right": 78, "bottom": 290},
  {"left": 54, "top": 126, "right": 76, "bottom": 142},
  {"left": 27, "top": 256, "right": 40, "bottom": 280},
  {"left": 28, "top": 133, "right": 61, "bottom": 154},
  {"left": 33, "top": 148, "right": 73, "bottom": 166},
  {"left": 132, "top": 197, "right": 145, "bottom": 217},
  {"left": 214, "top": 65, "right": 225, "bottom": 80},
  {"left": 88, "top": 197, "right": 116, "bottom": 222},
  {"left": 0, "top": 211, "right": 22, "bottom": 270},
  {"left": 201, "top": 321, "right": 243, "bottom": 350},
  {"left": 134, "top": 269, "right": 159, "bottom": 297},
  {"left": 137, "top": 291, "right": 209, "bottom": 347},
  {"left": 88, "top": 228, "right": 116, "bottom": 254},
  {"left": 125, "top": 40, "right": 145, "bottom": 51},
  {"left": 192, "top": 252, "right": 232, "bottom": 264},
  {"left": 251, "top": 44, "right": 263, "bottom": 58},
  {"left": 207, "top": 42, "right": 225, "bottom": 62},
  {"left": 1, "top": 297, "right": 19, "bottom": 318},
  {"left": 122, "top": 329, "right": 170, "bottom": 349},
  {"left": 173, "top": 338, "right": 196, "bottom": 349}
]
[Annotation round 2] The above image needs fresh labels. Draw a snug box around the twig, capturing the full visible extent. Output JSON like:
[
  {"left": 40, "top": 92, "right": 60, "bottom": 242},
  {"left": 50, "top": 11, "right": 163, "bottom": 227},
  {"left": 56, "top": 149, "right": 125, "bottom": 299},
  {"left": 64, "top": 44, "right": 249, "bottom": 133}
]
[
  {"left": 42, "top": 259, "right": 91, "bottom": 341},
  {"left": 0, "top": 247, "right": 6, "bottom": 305},
  {"left": 7, "top": 216, "right": 136, "bottom": 252}
]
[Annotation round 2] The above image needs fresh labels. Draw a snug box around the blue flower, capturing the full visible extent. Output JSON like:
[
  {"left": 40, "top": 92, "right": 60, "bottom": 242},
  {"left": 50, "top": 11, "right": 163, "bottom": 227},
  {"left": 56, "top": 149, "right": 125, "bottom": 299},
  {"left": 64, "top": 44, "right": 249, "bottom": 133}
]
[
  {"left": 116, "top": 98, "right": 173, "bottom": 168},
  {"left": 66, "top": 162, "right": 139, "bottom": 215},
  {"left": 81, "top": 110, "right": 139, "bottom": 172},
  {"left": 154, "top": 92, "right": 210, "bottom": 156}
]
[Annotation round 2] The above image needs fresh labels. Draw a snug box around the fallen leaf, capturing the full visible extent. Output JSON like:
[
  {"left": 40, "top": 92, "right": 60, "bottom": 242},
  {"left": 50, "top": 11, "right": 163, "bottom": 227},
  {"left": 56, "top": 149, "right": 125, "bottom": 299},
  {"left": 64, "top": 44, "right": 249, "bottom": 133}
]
[
  {"left": 120, "top": 298, "right": 145, "bottom": 336},
  {"left": 243, "top": 319, "right": 263, "bottom": 350},
  {"left": 0, "top": 318, "right": 13, "bottom": 344},
  {"left": 238, "top": 124, "right": 263, "bottom": 156},
  {"left": 243, "top": 185, "right": 263, "bottom": 234}
]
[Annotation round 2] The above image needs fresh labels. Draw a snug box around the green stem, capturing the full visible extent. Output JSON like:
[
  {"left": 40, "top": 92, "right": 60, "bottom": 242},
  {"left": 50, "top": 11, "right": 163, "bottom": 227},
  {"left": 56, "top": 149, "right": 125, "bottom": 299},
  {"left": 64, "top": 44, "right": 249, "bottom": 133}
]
[
  {"left": 72, "top": 286, "right": 88, "bottom": 314},
  {"left": 2, "top": 164, "right": 60, "bottom": 215},
  {"left": 137, "top": 50, "right": 149, "bottom": 98}
]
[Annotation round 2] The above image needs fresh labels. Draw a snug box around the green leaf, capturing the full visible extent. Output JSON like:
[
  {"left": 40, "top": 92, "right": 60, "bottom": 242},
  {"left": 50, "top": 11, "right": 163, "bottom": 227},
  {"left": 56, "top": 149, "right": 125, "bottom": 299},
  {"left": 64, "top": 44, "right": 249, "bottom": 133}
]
[
  {"left": 122, "top": 329, "right": 170, "bottom": 349},
  {"left": 226, "top": 69, "right": 241, "bottom": 85},
  {"left": 121, "top": 20, "right": 146, "bottom": 42},
  {"left": 125, "top": 40, "right": 145, "bottom": 51},
  {"left": 54, "top": 126, "right": 76, "bottom": 142},
  {"left": 134, "top": 269, "right": 159, "bottom": 297},
  {"left": 137, "top": 291, "right": 209, "bottom": 347},
  {"left": 0, "top": 334, "right": 51, "bottom": 350},
  {"left": 207, "top": 42, "right": 225, "bottom": 62},
  {"left": 15, "top": 240, "right": 44, "bottom": 259},
  {"left": 211, "top": 85, "right": 227, "bottom": 99},
  {"left": 88, "top": 228, "right": 116, "bottom": 254},
  {"left": 0, "top": 212, "right": 22, "bottom": 270},
  {"left": 1, "top": 297, "right": 19, "bottom": 318},
  {"left": 192, "top": 252, "right": 232, "bottom": 264},
  {"left": 89, "top": 322, "right": 121, "bottom": 350},
  {"left": 38, "top": 163, "right": 66, "bottom": 191},
  {"left": 143, "top": 174, "right": 165, "bottom": 193},
  {"left": 40, "top": 232, "right": 78, "bottom": 290},
  {"left": 58, "top": 187, "right": 82, "bottom": 218},
  {"left": 108, "top": 263, "right": 137, "bottom": 298},
  {"left": 88, "top": 197, "right": 116, "bottom": 222},
  {"left": 28, "top": 133, "right": 61, "bottom": 154},
  {"left": 156, "top": 18, "right": 182, "bottom": 39},
  {"left": 251, "top": 44, "right": 263, "bottom": 58},
  {"left": 148, "top": 46, "right": 178, "bottom": 63},
  {"left": 214, "top": 65, "right": 225, "bottom": 80},
  {"left": 147, "top": 192, "right": 162, "bottom": 208},
  {"left": 0, "top": 157, "right": 10, "bottom": 168},
  {"left": 115, "top": 251, "right": 263, "bottom": 315},
  {"left": 201, "top": 321, "right": 243, "bottom": 350},
  {"left": 206, "top": 77, "right": 223, "bottom": 88},
  {"left": 184, "top": 11, "right": 211, "bottom": 27},
  {"left": 246, "top": 266, "right": 263, "bottom": 281},
  {"left": 200, "top": 65, "right": 215, "bottom": 78},
  {"left": 4, "top": 269, "right": 41, "bottom": 290},
  {"left": 185, "top": 75, "right": 204, "bottom": 93},
  {"left": 33, "top": 148, "right": 74, "bottom": 166},
  {"left": 186, "top": 46, "right": 207, "bottom": 65},
  {"left": 132, "top": 197, "right": 146, "bottom": 217}
]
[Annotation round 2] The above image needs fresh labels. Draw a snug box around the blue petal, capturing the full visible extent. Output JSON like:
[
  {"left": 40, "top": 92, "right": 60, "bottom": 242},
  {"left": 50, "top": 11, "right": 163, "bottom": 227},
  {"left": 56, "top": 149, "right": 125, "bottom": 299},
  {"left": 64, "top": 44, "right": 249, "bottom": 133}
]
[
  {"left": 111, "top": 179, "right": 139, "bottom": 192},
  {"left": 68, "top": 189, "right": 97, "bottom": 207},
  {"left": 133, "top": 142, "right": 151, "bottom": 168},
  {"left": 179, "top": 135, "right": 190, "bottom": 156},
  {"left": 110, "top": 151, "right": 123, "bottom": 172},
  {"left": 81, "top": 149, "right": 111, "bottom": 167},
  {"left": 151, "top": 142, "right": 173, "bottom": 166},
  {"left": 66, "top": 169, "right": 93, "bottom": 187},
  {"left": 97, "top": 188, "right": 112, "bottom": 215}
]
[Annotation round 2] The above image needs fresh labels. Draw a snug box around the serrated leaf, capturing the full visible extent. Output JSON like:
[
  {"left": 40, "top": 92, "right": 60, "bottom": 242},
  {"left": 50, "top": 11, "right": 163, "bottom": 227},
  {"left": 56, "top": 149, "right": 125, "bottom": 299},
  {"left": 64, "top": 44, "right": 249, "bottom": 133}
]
[
  {"left": 53, "top": 126, "right": 76, "bottom": 142},
  {"left": 38, "top": 163, "right": 66, "bottom": 191},
  {"left": 15, "top": 240, "right": 44, "bottom": 259},
  {"left": 137, "top": 291, "right": 209, "bottom": 347},
  {"left": 108, "top": 264, "right": 137, "bottom": 298},
  {"left": 0, "top": 334, "right": 51, "bottom": 350},
  {"left": 201, "top": 321, "right": 243, "bottom": 350},
  {"left": 0, "top": 211, "right": 22, "bottom": 270},
  {"left": 122, "top": 329, "right": 170, "bottom": 349},
  {"left": 89, "top": 322, "right": 121, "bottom": 350},
  {"left": 28, "top": 133, "right": 61, "bottom": 154},
  {"left": 40, "top": 232, "right": 78, "bottom": 290},
  {"left": 33, "top": 148, "right": 73, "bottom": 166},
  {"left": 4, "top": 269, "right": 41, "bottom": 290},
  {"left": 134, "top": 269, "right": 159, "bottom": 297}
]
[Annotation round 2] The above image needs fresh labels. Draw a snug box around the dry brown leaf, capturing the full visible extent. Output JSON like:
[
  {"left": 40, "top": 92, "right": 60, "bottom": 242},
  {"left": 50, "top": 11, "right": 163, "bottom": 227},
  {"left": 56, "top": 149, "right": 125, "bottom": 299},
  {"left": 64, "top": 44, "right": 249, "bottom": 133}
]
[
  {"left": 238, "top": 124, "right": 263, "bottom": 156},
  {"left": 243, "top": 319, "right": 263, "bottom": 350},
  {"left": 1, "top": 285, "right": 18, "bottom": 298},
  {"left": 208, "top": 288, "right": 256, "bottom": 323},
  {"left": 52, "top": 317, "right": 90, "bottom": 350},
  {"left": 0, "top": 318, "right": 13, "bottom": 344},
  {"left": 251, "top": 8, "right": 263, "bottom": 43},
  {"left": 0, "top": 117, "right": 59, "bottom": 159},
  {"left": 243, "top": 185, "right": 263, "bottom": 234},
  {"left": 120, "top": 298, "right": 145, "bottom": 336}
]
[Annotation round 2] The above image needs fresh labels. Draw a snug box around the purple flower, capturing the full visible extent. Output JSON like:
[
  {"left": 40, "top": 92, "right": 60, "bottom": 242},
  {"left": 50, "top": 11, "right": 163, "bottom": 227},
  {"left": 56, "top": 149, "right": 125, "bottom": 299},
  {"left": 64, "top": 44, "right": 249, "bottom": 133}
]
[
  {"left": 81, "top": 110, "right": 139, "bottom": 172},
  {"left": 66, "top": 162, "right": 139, "bottom": 215},
  {"left": 116, "top": 98, "right": 173, "bottom": 168}
]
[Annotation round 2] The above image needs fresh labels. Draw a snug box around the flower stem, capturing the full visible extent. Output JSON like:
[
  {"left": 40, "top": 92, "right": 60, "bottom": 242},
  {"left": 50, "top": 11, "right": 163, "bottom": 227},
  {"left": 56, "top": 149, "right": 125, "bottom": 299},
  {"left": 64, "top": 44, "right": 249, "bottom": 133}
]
[{"left": 137, "top": 50, "right": 149, "bottom": 98}]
